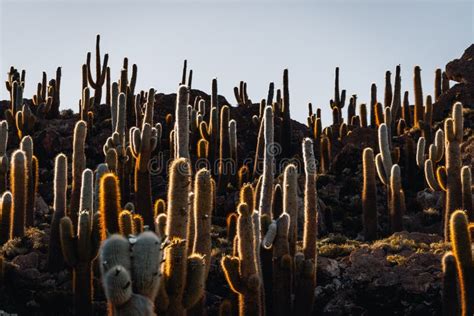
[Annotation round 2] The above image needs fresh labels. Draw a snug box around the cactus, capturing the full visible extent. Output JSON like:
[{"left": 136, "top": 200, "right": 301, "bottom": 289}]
[
  {"left": 443, "top": 103, "right": 463, "bottom": 240},
  {"left": 461, "top": 166, "right": 472, "bottom": 220},
  {"left": 384, "top": 70, "right": 393, "bottom": 109},
  {"left": 258, "top": 106, "right": 275, "bottom": 221},
  {"left": 375, "top": 123, "right": 393, "bottom": 185},
  {"left": 391, "top": 65, "right": 402, "bottom": 122},
  {"left": 271, "top": 213, "right": 292, "bottom": 316},
  {"left": 442, "top": 252, "right": 461, "bottom": 316},
  {"left": 100, "top": 232, "right": 162, "bottom": 315},
  {"left": 130, "top": 122, "right": 158, "bottom": 227},
  {"left": 99, "top": 173, "right": 121, "bottom": 240},
  {"left": 320, "top": 136, "right": 330, "bottom": 174},
  {"left": 69, "top": 120, "right": 87, "bottom": 229},
  {"left": 0, "top": 192, "right": 12, "bottom": 245},
  {"left": 86, "top": 34, "right": 109, "bottom": 107},
  {"left": 302, "top": 138, "right": 317, "bottom": 262},
  {"left": 218, "top": 105, "right": 231, "bottom": 193},
  {"left": 281, "top": 69, "right": 292, "bottom": 157},
  {"left": 435, "top": 69, "right": 442, "bottom": 101},
  {"left": 0, "top": 121, "right": 8, "bottom": 193},
  {"left": 449, "top": 210, "right": 473, "bottom": 316},
  {"left": 192, "top": 169, "right": 213, "bottom": 273},
  {"left": 413, "top": 66, "right": 423, "bottom": 128},
  {"left": 176, "top": 85, "right": 190, "bottom": 159},
  {"left": 221, "top": 202, "right": 262, "bottom": 316},
  {"left": 10, "top": 150, "right": 27, "bottom": 239},
  {"left": 362, "top": 148, "right": 377, "bottom": 241},
  {"left": 166, "top": 158, "right": 191, "bottom": 240},
  {"left": 389, "top": 165, "right": 404, "bottom": 232},
  {"left": 60, "top": 211, "right": 100, "bottom": 315},
  {"left": 119, "top": 210, "right": 134, "bottom": 236},
  {"left": 47, "top": 154, "right": 67, "bottom": 272},
  {"left": 282, "top": 164, "right": 298, "bottom": 255}
]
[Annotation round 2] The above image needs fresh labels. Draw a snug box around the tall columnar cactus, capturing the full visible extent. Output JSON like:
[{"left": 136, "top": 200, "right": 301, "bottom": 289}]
[
  {"left": 100, "top": 232, "right": 162, "bottom": 315},
  {"left": 10, "top": 150, "right": 27, "bottom": 239},
  {"left": 86, "top": 34, "right": 109, "bottom": 107},
  {"left": 290, "top": 138, "right": 318, "bottom": 316},
  {"left": 193, "top": 168, "right": 213, "bottom": 274},
  {"left": 60, "top": 210, "right": 100, "bottom": 315},
  {"left": 157, "top": 159, "right": 206, "bottom": 315},
  {"left": 391, "top": 65, "right": 402, "bottom": 122},
  {"left": 435, "top": 69, "right": 442, "bottom": 101},
  {"left": 375, "top": 123, "right": 393, "bottom": 185},
  {"left": 281, "top": 69, "right": 292, "bottom": 157},
  {"left": 370, "top": 83, "right": 377, "bottom": 127},
  {"left": 362, "top": 148, "right": 377, "bottom": 241},
  {"left": 221, "top": 202, "right": 262, "bottom": 316},
  {"left": 130, "top": 122, "right": 158, "bottom": 227},
  {"left": 302, "top": 138, "right": 317, "bottom": 262},
  {"left": 271, "top": 213, "right": 291, "bottom": 316},
  {"left": 461, "top": 166, "right": 472, "bottom": 220},
  {"left": 20, "top": 136, "right": 36, "bottom": 227},
  {"left": 0, "top": 192, "right": 12, "bottom": 245},
  {"left": 0, "top": 121, "right": 8, "bottom": 193},
  {"left": 48, "top": 154, "right": 67, "bottom": 272},
  {"left": 190, "top": 168, "right": 214, "bottom": 314},
  {"left": 218, "top": 105, "right": 231, "bottom": 193},
  {"left": 320, "top": 136, "right": 331, "bottom": 174},
  {"left": 413, "top": 66, "right": 423, "bottom": 128},
  {"left": 442, "top": 103, "right": 463, "bottom": 240},
  {"left": 442, "top": 252, "right": 461, "bottom": 316},
  {"left": 283, "top": 164, "right": 298, "bottom": 255},
  {"left": 99, "top": 173, "right": 121, "bottom": 240},
  {"left": 229, "top": 119, "right": 238, "bottom": 184},
  {"left": 384, "top": 70, "right": 392, "bottom": 110},
  {"left": 259, "top": 106, "right": 275, "bottom": 221},
  {"left": 70, "top": 120, "right": 87, "bottom": 229},
  {"left": 449, "top": 210, "right": 473, "bottom": 316},
  {"left": 389, "top": 164, "right": 404, "bottom": 232},
  {"left": 176, "top": 85, "right": 190, "bottom": 159}
]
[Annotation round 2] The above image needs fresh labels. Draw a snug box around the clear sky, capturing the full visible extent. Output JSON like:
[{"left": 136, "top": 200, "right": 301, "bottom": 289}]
[{"left": 1, "top": 0, "right": 473, "bottom": 126}]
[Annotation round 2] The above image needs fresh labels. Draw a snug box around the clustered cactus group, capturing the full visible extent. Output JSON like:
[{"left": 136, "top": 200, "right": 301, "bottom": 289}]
[{"left": 0, "top": 36, "right": 471, "bottom": 315}]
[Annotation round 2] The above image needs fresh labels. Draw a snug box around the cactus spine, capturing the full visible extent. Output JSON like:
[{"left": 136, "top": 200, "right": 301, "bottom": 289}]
[{"left": 362, "top": 148, "right": 377, "bottom": 241}]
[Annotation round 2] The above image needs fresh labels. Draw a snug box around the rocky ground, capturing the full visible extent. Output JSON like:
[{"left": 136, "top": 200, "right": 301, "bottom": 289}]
[{"left": 0, "top": 45, "right": 473, "bottom": 315}]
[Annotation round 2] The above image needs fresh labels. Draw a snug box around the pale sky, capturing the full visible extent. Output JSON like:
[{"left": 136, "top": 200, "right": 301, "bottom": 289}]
[{"left": 1, "top": 0, "right": 473, "bottom": 125}]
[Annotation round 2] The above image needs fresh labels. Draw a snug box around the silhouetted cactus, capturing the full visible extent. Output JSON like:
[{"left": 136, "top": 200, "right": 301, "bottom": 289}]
[
  {"left": 218, "top": 105, "right": 231, "bottom": 193},
  {"left": 86, "top": 34, "right": 109, "bottom": 107},
  {"left": 0, "top": 121, "right": 8, "bottom": 193},
  {"left": 0, "top": 192, "right": 12, "bottom": 245},
  {"left": 461, "top": 166, "right": 472, "bottom": 220},
  {"left": 362, "top": 148, "right": 377, "bottom": 241},
  {"left": 389, "top": 165, "right": 404, "bottom": 232},
  {"left": 442, "top": 252, "right": 461, "bottom": 316}
]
